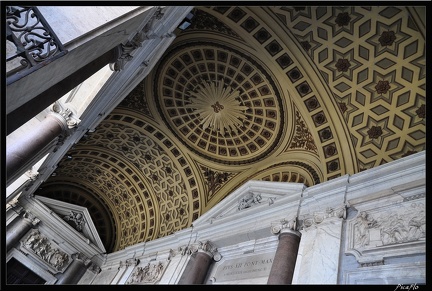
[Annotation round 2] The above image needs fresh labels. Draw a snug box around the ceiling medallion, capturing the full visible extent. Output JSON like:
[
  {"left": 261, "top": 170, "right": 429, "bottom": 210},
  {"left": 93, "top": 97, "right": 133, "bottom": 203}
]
[{"left": 186, "top": 80, "right": 249, "bottom": 135}]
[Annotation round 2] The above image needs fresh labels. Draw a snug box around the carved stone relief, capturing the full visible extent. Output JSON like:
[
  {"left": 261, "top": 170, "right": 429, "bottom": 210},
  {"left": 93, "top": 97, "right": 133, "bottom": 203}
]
[
  {"left": 20, "top": 229, "right": 71, "bottom": 273},
  {"left": 63, "top": 210, "right": 86, "bottom": 232},
  {"left": 298, "top": 204, "right": 347, "bottom": 230},
  {"left": 126, "top": 260, "right": 167, "bottom": 284},
  {"left": 345, "top": 200, "right": 425, "bottom": 263},
  {"left": 238, "top": 193, "right": 262, "bottom": 210}
]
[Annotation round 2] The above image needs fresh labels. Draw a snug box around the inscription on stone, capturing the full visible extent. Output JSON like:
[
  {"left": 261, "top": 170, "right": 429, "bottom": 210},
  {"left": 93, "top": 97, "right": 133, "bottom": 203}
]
[{"left": 213, "top": 253, "right": 274, "bottom": 282}]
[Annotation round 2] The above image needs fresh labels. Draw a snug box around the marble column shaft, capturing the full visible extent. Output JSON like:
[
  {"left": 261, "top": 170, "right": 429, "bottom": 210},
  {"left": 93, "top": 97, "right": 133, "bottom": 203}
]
[
  {"left": 177, "top": 250, "right": 213, "bottom": 284},
  {"left": 267, "top": 229, "right": 301, "bottom": 285}
]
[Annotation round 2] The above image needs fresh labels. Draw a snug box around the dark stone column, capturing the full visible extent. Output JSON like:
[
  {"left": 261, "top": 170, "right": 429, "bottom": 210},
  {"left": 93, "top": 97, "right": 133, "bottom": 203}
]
[
  {"left": 6, "top": 103, "right": 79, "bottom": 184},
  {"left": 6, "top": 46, "right": 120, "bottom": 135},
  {"left": 177, "top": 241, "right": 219, "bottom": 285},
  {"left": 7, "top": 113, "right": 64, "bottom": 182},
  {"left": 178, "top": 250, "right": 212, "bottom": 284},
  {"left": 6, "top": 211, "right": 40, "bottom": 252},
  {"left": 267, "top": 228, "right": 301, "bottom": 285},
  {"left": 55, "top": 253, "right": 91, "bottom": 285}
]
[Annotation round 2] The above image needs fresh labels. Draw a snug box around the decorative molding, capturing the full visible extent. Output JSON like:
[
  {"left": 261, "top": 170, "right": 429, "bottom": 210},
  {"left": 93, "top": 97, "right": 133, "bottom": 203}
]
[
  {"left": 119, "top": 257, "right": 140, "bottom": 269},
  {"left": 88, "top": 263, "right": 102, "bottom": 274},
  {"left": 35, "top": 195, "right": 106, "bottom": 253},
  {"left": 109, "top": 43, "right": 134, "bottom": 72},
  {"left": 360, "top": 260, "right": 384, "bottom": 267},
  {"left": 298, "top": 204, "right": 347, "bottom": 230}
]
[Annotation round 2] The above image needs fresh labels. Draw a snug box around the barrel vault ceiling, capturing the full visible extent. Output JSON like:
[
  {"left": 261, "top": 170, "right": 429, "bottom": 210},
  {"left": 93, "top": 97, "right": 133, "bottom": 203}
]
[{"left": 34, "top": 6, "right": 426, "bottom": 253}]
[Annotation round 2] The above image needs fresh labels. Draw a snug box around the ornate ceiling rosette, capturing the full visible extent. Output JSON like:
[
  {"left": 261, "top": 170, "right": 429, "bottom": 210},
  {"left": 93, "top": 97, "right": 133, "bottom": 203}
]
[{"left": 154, "top": 42, "right": 285, "bottom": 165}]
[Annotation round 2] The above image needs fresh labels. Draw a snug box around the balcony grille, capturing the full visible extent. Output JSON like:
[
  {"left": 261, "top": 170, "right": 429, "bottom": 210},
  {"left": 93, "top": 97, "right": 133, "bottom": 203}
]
[{"left": 6, "top": 6, "right": 67, "bottom": 85}]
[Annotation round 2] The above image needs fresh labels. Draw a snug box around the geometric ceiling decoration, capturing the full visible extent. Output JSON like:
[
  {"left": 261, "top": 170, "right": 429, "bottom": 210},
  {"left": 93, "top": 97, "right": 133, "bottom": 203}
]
[
  {"left": 154, "top": 42, "right": 286, "bottom": 165},
  {"left": 36, "top": 6, "right": 426, "bottom": 253}
]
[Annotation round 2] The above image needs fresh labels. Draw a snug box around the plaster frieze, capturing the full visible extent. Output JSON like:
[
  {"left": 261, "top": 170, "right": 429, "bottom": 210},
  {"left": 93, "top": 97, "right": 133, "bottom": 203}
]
[{"left": 238, "top": 192, "right": 265, "bottom": 210}]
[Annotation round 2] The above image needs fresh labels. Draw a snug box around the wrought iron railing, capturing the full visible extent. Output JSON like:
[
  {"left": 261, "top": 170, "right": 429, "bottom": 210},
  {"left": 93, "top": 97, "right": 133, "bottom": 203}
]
[{"left": 6, "top": 6, "right": 67, "bottom": 85}]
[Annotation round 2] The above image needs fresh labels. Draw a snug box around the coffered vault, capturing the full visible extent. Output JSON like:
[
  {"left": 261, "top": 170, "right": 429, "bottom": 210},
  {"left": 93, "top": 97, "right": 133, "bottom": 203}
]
[{"left": 34, "top": 6, "right": 426, "bottom": 253}]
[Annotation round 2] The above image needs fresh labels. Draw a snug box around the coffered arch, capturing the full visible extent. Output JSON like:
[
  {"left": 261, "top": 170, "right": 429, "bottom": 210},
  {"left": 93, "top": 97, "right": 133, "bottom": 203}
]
[{"left": 193, "top": 6, "right": 357, "bottom": 178}]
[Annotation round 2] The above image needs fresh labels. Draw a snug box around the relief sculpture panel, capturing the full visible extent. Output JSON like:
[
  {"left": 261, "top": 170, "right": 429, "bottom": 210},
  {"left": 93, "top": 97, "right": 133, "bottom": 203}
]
[
  {"left": 126, "top": 260, "right": 167, "bottom": 284},
  {"left": 20, "top": 229, "right": 71, "bottom": 273},
  {"left": 346, "top": 200, "right": 425, "bottom": 264}
]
